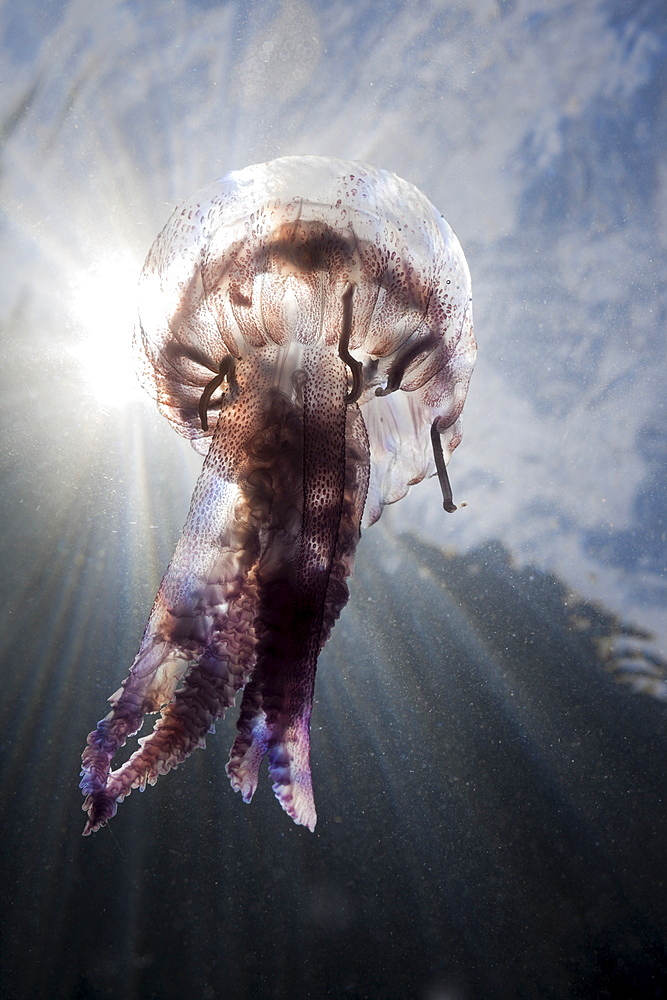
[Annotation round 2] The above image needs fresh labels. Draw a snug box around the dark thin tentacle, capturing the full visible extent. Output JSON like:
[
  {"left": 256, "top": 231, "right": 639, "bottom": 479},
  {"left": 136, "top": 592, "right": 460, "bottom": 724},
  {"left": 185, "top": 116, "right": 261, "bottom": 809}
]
[
  {"left": 338, "top": 283, "right": 363, "bottom": 404},
  {"left": 430, "top": 419, "right": 457, "bottom": 513},
  {"left": 199, "top": 356, "right": 237, "bottom": 430},
  {"left": 375, "top": 331, "right": 441, "bottom": 397},
  {"left": 160, "top": 339, "right": 221, "bottom": 374}
]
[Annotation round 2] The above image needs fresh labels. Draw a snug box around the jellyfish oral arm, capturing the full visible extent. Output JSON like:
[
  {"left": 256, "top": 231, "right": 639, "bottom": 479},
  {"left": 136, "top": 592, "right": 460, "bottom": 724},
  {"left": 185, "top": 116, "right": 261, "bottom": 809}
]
[
  {"left": 81, "top": 344, "right": 365, "bottom": 833},
  {"left": 227, "top": 346, "right": 356, "bottom": 829},
  {"left": 80, "top": 381, "right": 259, "bottom": 834}
]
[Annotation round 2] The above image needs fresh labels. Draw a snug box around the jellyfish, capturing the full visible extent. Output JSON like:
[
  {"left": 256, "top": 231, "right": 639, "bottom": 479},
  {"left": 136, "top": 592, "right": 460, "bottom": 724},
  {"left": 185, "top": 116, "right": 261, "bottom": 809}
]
[{"left": 80, "top": 156, "right": 476, "bottom": 834}]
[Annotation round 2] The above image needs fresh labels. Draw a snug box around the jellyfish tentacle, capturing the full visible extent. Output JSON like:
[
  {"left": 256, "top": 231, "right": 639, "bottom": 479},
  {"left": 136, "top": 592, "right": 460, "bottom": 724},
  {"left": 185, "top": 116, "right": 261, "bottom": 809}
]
[
  {"left": 338, "top": 282, "right": 363, "bottom": 405},
  {"left": 430, "top": 419, "right": 457, "bottom": 513},
  {"left": 199, "top": 355, "right": 237, "bottom": 431},
  {"left": 375, "top": 331, "right": 441, "bottom": 398}
]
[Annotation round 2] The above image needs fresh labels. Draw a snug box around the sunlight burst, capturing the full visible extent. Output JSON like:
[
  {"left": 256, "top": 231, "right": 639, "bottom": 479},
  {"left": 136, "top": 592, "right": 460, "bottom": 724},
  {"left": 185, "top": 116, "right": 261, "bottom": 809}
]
[{"left": 69, "top": 255, "right": 145, "bottom": 407}]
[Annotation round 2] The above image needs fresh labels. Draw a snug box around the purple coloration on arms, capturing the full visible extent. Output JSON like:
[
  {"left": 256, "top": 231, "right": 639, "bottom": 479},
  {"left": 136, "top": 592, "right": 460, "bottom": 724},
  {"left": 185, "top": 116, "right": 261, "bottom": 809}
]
[{"left": 80, "top": 156, "right": 476, "bottom": 834}]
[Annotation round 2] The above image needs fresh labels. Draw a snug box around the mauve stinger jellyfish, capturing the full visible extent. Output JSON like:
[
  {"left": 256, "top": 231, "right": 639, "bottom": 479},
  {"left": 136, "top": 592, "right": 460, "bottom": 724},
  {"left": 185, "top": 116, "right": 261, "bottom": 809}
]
[{"left": 80, "top": 155, "right": 476, "bottom": 834}]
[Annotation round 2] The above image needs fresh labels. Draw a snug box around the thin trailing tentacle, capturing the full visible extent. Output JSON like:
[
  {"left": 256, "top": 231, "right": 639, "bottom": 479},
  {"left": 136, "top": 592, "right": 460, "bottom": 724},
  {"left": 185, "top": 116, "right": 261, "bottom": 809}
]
[
  {"left": 430, "top": 418, "right": 457, "bottom": 513},
  {"left": 199, "top": 356, "right": 237, "bottom": 431},
  {"left": 338, "top": 282, "right": 363, "bottom": 405},
  {"left": 375, "top": 332, "right": 440, "bottom": 398}
]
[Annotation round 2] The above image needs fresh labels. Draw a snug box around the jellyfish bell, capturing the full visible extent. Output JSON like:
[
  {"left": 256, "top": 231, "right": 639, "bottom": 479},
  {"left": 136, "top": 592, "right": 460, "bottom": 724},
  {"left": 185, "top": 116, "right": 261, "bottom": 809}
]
[
  {"left": 136, "top": 156, "right": 475, "bottom": 517},
  {"left": 80, "top": 155, "right": 476, "bottom": 834}
]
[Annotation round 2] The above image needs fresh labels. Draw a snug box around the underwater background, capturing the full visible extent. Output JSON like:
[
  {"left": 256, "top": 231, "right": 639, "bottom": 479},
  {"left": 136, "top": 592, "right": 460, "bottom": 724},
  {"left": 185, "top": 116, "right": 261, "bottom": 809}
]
[{"left": 0, "top": 1, "right": 666, "bottom": 998}]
